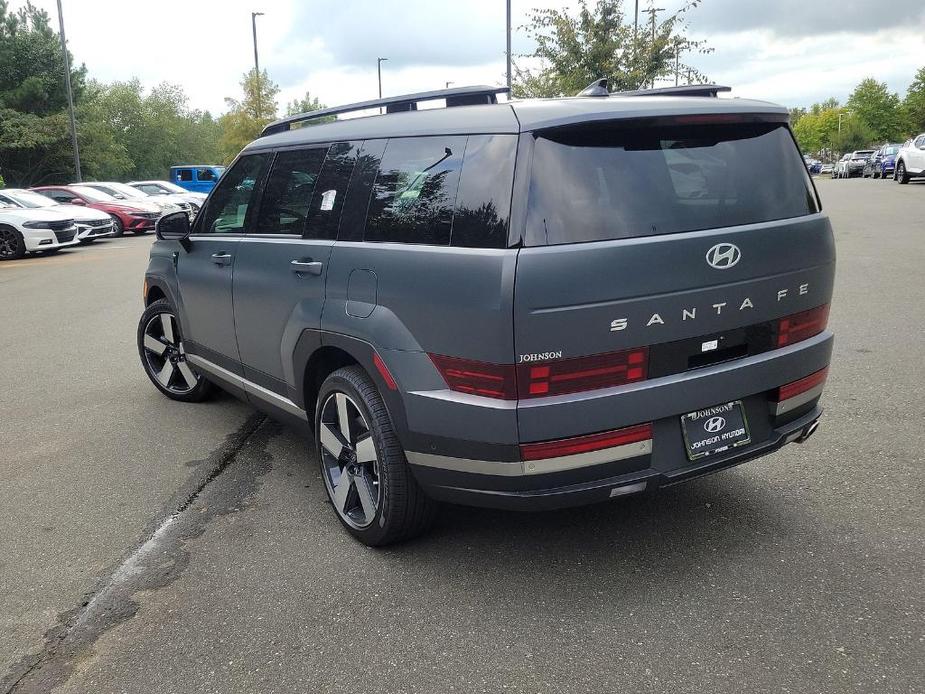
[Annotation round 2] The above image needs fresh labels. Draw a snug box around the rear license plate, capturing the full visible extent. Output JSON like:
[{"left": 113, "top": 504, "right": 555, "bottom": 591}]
[{"left": 681, "top": 401, "right": 751, "bottom": 461}]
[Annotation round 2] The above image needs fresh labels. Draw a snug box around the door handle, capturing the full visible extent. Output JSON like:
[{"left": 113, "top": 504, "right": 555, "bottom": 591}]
[
  {"left": 211, "top": 252, "right": 232, "bottom": 266},
  {"left": 291, "top": 259, "right": 323, "bottom": 276}
]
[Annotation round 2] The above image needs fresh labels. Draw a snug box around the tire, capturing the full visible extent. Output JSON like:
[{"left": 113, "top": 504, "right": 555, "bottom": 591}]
[
  {"left": 896, "top": 161, "right": 910, "bottom": 184},
  {"left": 137, "top": 298, "right": 213, "bottom": 402},
  {"left": 315, "top": 366, "right": 437, "bottom": 546},
  {"left": 0, "top": 225, "right": 26, "bottom": 260},
  {"left": 110, "top": 216, "right": 124, "bottom": 237}
]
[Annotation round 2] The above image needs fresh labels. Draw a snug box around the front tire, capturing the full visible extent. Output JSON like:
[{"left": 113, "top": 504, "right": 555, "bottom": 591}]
[
  {"left": 316, "top": 366, "right": 437, "bottom": 546},
  {"left": 137, "top": 298, "right": 213, "bottom": 402},
  {"left": 0, "top": 225, "right": 26, "bottom": 260},
  {"left": 896, "top": 161, "right": 910, "bottom": 184},
  {"left": 110, "top": 217, "right": 124, "bottom": 237}
]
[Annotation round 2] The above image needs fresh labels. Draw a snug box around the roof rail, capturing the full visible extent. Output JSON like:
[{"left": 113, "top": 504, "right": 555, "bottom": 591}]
[
  {"left": 261, "top": 85, "right": 511, "bottom": 136},
  {"left": 575, "top": 79, "right": 731, "bottom": 99}
]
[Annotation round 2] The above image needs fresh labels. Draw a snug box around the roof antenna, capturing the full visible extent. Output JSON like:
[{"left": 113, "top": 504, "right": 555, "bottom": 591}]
[{"left": 577, "top": 78, "right": 609, "bottom": 97}]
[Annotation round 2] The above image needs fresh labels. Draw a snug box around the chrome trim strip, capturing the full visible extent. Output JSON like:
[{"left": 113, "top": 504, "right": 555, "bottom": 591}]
[
  {"left": 772, "top": 382, "right": 824, "bottom": 416},
  {"left": 186, "top": 354, "right": 306, "bottom": 419},
  {"left": 406, "top": 438, "right": 652, "bottom": 477}
]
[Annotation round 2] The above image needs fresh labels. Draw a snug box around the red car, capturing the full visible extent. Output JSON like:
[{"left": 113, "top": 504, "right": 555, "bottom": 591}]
[{"left": 31, "top": 185, "right": 163, "bottom": 237}]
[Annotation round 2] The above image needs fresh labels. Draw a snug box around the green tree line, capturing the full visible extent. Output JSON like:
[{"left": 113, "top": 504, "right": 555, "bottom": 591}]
[
  {"left": 0, "top": 1, "right": 327, "bottom": 187},
  {"left": 791, "top": 71, "right": 925, "bottom": 157}
]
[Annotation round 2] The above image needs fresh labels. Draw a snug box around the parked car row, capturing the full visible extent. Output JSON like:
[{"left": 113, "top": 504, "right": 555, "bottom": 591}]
[
  {"left": 829, "top": 135, "right": 925, "bottom": 183},
  {"left": 0, "top": 180, "right": 208, "bottom": 260}
]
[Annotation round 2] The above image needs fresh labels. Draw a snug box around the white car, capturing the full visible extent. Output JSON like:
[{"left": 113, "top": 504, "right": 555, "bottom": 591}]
[
  {"left": 126, "top": 180, "right": 206, "bottom": 216},
  {"left": 0, "top": 188, "right": 114, "bottom": 243},
  {"left": 77, "top": 181, "right": 189, "bottom": 216},
  {"left": 894, "top": 134, "right": 925, "bottom": 184},
  {"left": 0, "top": 200, "right": 80, "bottom": 260}
]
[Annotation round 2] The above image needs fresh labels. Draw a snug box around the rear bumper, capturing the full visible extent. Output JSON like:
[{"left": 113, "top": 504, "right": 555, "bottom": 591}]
[{"left": 410, "top": 406, "right": 822, "bottom": 511}]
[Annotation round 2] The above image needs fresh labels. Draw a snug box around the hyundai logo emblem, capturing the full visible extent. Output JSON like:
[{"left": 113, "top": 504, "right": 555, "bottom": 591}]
[
  {"left": 706, "top": 243, "right": 741, "bottom": 270},
  {"left": 704, "top": 416, "right": 726, "bottom": 433}
]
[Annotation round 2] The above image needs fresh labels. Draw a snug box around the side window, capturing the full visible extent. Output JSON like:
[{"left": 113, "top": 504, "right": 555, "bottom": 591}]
[
  {"left": 451, "top": 135, "right": 516, "bottom": 248},
  {"left": 916, "top": 135, "right": 925, "bottom": 149},
  {"left": 196, "top": 154, "right": 270, "bottom": 235},
  {"left": 197, "top": 168, "right": 217, "bottom": 182},
  {"left": 177, "top": 169, "right": 193, "bottom": 182},
  {"left": 365, "top": 136, "right": 466, "bottom": 245},
  {"left": 255, "top": 147, "right": 328, "bottom": 235},
  {"left": 338, "top": 139, "right": 387, "bottom": 242},
  {"left": 47, "top": 190, "right": 76, "bottom": 203},
  {"left": 304, "top": 141, "right": 360, "bottom": 240}
]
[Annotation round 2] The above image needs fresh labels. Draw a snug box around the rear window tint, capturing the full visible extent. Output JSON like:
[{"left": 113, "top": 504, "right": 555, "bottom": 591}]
[
  {"left": 525, "top": 122, "right": 819, "bottom": 246},
  {"left": 365, "top": 136, "right": 465, "bottom": 246},
  {"left": 450, "top": 135, "right": 516, "bottom": 248}
]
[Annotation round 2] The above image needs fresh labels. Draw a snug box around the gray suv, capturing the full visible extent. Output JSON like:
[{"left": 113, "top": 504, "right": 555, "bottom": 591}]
[{"left": 138, "top": 84, "right": 835, "bottom": 545}]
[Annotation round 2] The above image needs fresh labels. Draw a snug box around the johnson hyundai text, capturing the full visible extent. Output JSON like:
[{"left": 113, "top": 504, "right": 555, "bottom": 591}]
[{"left": 138, "top": 83, "right": 835, "bottom": 545}]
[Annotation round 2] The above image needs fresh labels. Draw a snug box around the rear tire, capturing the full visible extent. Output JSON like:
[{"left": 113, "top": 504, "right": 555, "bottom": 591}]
[
  {"left": 0, "top": 225, "right": 25, "bottom": 260},
  {"left": 316, "top": 366, "right": 438, "bottom": 546},
  {"left": 110, "top": 217, "right": 124, "bottom": 237},
  {"left": 896, "top": 161, "right": 910, "bottom": 184}
]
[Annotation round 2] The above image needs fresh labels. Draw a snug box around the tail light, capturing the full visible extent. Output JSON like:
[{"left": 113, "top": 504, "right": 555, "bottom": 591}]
[
  {"left": 429, "top": 354, "right": 517, "bottom": 400},
  {"left": 430, "top": 348, "right": 648, "bottom": 401},
  {"left": 521, "top": 423, "right": 652, "bottom": 461},
  {"left": 516, "top": 348, "right": 648, "bottom": 398},
  {"left": 774, "top": 367, "right": 829, "bottom": 402},
  {"left": 775, "top": 304, "right": 830, "bottom": 347}
]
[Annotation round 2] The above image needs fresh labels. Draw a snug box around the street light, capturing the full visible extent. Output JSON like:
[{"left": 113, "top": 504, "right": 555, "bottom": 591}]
[
  {"left": 377, "top": 57, "right": 388, "bottom": 113},
  {"left": 252, "top": 12, "right": 264, "bottom": 119},
  {"left": 838, "top": 110, "right": 852, "bottom": 134},
  {"left": 445, "top": 81, "right": 454, "bottom": 89},
  {"left": 56, "top": 0, "right": 81, "bottom": 181}
]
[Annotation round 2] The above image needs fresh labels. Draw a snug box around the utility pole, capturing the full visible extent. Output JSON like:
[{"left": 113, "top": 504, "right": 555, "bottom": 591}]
[
  {"left": 505, "top": 0, "right": 512, "bottom": 91},
  {"left": 56, "top": 0, "right": 81, "bottom": 182},
  {"left": 377, "top": 57, "right": 388, "bottom": 114},
  {"left": 633, "top": 0, "right": 639, "bottom": 43},
  {"left": 251, "top": 12, "right": 264, "bottom": 119},
  {"left": 643, "top": 6, "right": 665, "bottom": 88}
]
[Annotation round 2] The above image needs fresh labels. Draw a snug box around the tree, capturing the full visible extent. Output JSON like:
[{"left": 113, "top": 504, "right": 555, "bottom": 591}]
[
  {"left": 0, "top": 0, "right": 86, "bottom": 184},
  {"left": 846, "top": 78, "right": 903, "bottom": 143},
  {"left": 218, "top": 69, "right": 279, "bottom": 163},
  {"left": 512, "top": 0, "right": 711, "bottom": 98},
  {"left": 901, "top": 66, "right": 925, "bottom": 134}
]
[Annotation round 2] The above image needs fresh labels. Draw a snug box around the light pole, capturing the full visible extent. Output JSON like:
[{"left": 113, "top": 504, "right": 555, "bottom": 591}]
[
  {"left": 445, "top": 81, "right": 454, "bottom": 89},
  {"left": 252, "top": 12, "right": 264, "bottom": 119},
  {"left": 56, "top": 0, "right": 81, "bottom": 181},
  {"left": 506, "top": 0, "right": 512, "bottom": 91},
  {"left": 633, "top": 0, "right": 639, "bottom": 44},
  {"left": 838, "top": 110, "right": 852, "bottom": 134},
  {"left": 377, "top": 57, "right": 388, "bottom": 113}
]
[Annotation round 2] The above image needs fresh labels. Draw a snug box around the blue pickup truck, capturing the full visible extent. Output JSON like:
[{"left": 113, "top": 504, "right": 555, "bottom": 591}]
[{"left": 169, "top": 165, "right": 225, "bottom": 193}]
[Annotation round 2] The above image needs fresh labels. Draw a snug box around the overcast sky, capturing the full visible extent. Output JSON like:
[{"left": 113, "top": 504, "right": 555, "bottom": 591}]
[{"left": 18, "top": 0, "right": 925, "bottom": 115}]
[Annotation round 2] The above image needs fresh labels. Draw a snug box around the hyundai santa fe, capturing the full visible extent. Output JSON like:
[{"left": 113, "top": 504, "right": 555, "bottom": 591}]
[{"left": 138, "top": 83, "right": 835, "bottom": 546}]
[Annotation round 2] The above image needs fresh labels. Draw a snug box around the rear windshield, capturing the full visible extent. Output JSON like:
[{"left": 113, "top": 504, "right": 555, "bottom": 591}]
[{"left": 525, "top": 121, "right": 820, "bottom": 246}]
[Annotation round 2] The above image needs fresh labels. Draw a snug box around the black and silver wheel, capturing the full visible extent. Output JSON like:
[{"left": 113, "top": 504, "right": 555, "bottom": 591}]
[
  {"left": 110, "top": 216, "right": 124, "bottom": 237},
  {"left": 137, "top": 299, "right": 213, "bottom": 402},
  {"left": 0, "top": 225, "right": 26, "bottom": 260},
  {"left": 316, "top": 366, "right": 437, "bottom": 546},
  {"left": 896, "top": 161, "right": 909, "bottom": 184}
]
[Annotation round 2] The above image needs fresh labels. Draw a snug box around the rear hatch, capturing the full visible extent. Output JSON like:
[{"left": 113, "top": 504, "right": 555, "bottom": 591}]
[{"left": 513, "top": 116, "right": 835, "bottom": 438}]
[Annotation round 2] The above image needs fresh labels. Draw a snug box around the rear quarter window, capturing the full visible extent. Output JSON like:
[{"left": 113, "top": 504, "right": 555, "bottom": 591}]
[{"left": 525, "top": 121, "right": 819, "bottom": 246}]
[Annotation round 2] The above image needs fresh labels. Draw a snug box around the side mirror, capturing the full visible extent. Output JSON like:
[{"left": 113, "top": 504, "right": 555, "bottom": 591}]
[
  {"left": 71, "top": 198, "right": 86, "bottom": 205},
  {"left": 156, "top": 211, "right": 191, "bottom": 250}
]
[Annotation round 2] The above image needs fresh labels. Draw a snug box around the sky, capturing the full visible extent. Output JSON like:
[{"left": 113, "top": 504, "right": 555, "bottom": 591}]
[{"left": 16, "top": 0, "right": 925, "bottom": 115}]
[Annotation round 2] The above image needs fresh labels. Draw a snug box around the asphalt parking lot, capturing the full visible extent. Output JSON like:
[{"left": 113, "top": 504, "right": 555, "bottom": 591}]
[{"left": 1, "top": 178, "right": 923, "bottom": 694}]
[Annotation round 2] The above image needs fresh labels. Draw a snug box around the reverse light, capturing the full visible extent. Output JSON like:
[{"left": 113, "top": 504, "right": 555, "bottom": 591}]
[
  {"left": 775, "top": 367, "right": 829, "bottom": 403},
  {"left": 520, "top": 423, "right": 653, "bottom": 461},
  {"left": 775, "top": 304, "right": 830, "bottom": 347}
]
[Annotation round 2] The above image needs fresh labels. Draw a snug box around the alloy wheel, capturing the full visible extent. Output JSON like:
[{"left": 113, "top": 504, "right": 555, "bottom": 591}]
[
  {"left": 0, "top": 228, "right": 19, "bottom": 258},
  {"left": 319, "top": 392, "right": 381, "bottom": 529},
  {"left": 141, "top": 312, "right": 200, "bottom": 394}
]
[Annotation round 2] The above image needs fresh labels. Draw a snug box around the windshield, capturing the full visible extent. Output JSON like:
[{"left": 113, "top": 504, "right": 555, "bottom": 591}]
[
  {"left": 71, "top": 186, "right": 116, "bottom": 202},
  {"left": 102, "top": 182, "right": 147, "bottom": 198},
  {"left": 526, "top": 121, "right": 819, "bottom": 246},
  {"left": 883, "top": 146, "right": 898, "bottom": 155},
  {"left": 152, "top": 181, "right": 187, "bottom": 194},
  {"left": 852, "top": 151, "right": 874, "bottom": 158},
  {"left": 4, "top": 190, "right": 57, "bottom": 208}
]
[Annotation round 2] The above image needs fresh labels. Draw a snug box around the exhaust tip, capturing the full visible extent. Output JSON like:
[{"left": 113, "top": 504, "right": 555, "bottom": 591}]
[{"left": 795, "top": 420, "right": 819, "bottom": 444}]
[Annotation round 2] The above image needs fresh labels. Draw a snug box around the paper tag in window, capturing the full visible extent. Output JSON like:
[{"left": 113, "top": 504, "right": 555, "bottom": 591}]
[{"left": 320, "top": 189, "right": 336, "bottom": 211}]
